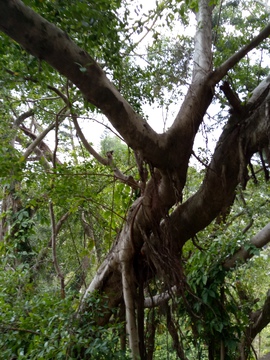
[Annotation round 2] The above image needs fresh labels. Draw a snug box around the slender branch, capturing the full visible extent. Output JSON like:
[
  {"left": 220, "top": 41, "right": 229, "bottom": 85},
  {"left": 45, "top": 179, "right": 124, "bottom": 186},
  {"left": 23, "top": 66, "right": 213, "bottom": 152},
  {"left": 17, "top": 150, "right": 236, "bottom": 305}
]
[
  {"left": 212, "top": 22, "right": 270, "bottom": 84},
  {"left": 47, "top": 84, "right": 69, "bottom": 105},
  {"left": 125, "top": 5, "right": 161, "bottom": 56},
  {"left": 23, "top": 107, "right": 68, "bottom": 160},
  {"left": 52, "top": 107, "right": 60, "bottom": 168},
  {"left": 49, "top": 202, "right": 65, "bottom": 299},
  {"left": 11, "top": 109, "right": 35, "bottom": 148},
  {"left": 73, "top": 115, "right": 109, "bottom": 165},
  {"left": 19, "top": 125, "right": 62, "bottom": 165},
  {"left": 31, "top": 211, "right": 70, "bottom": 275},
  {"left": 73, "top": 115, "right": 140, "bottom": 190},
  {"left": 6, "top": 68, "right": 72, "bottom": 106},
  {"left": 0, "top": 325, "right": 40, "bottom": 335}
]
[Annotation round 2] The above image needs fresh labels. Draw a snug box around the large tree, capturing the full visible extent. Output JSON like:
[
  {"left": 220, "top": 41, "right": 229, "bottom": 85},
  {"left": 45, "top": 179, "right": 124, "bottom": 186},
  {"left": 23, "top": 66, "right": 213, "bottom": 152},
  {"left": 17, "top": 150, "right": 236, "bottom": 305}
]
[{"left": 1, "top": 0, "right": 270, "bottom": 358}]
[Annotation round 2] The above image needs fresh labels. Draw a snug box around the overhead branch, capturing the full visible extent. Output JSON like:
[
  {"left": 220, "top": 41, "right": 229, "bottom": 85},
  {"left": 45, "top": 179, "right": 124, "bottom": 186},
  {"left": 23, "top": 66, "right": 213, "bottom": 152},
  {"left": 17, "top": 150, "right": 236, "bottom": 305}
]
[
  {"left": 0, "top": 0, "right": 165, "bottom": 166},
  {"left": 20, "top": 125, "right": 62, "bottom": 165},
  {"left": 163, "top": 0, "right": 215, "bottom": 176},
  {"left": 73, "top": 115, "right": 140, "bottom": 190},
  {"left": 5, "top": 68, "right": 72, "bottom": 106},
  {"left": 47, "top": 84, "right": 70, "bottom": 105},
  {"left": 10, "top": 109, "right": 35, "bottom": 147},
  {"left": 14, "top": 108, "right": 34, "bottom": 127},
  {"left": 22, "top": 107, "right": 68, "bottom": 160},
  {"left": 73, "top": 115, "right": 109, "bottom": 166},
  {"left": 16, "top": 136, "right": 51, "bottom": 169},
  {"left": 212, "top": 22, "right": 270, "bottom": 84}
]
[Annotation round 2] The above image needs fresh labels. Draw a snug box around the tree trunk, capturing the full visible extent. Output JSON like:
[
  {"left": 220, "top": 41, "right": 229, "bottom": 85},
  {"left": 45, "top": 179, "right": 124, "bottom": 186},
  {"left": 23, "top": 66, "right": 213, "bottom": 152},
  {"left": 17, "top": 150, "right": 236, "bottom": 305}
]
[{"left": 2, "top": 1, "right": 270, "bottom": 358}]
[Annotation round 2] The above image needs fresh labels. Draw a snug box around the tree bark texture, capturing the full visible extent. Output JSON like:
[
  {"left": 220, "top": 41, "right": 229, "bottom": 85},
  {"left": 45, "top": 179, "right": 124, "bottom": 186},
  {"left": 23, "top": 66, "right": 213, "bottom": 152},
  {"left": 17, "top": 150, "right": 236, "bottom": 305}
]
[{"left": 2, "top": 0, "right": 270, "bottom": 358}]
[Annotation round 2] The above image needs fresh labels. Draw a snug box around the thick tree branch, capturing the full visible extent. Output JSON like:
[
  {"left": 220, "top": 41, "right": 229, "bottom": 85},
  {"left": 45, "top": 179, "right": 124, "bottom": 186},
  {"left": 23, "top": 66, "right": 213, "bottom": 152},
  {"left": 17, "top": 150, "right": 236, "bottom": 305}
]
[
  {"left": 0, "top": 0, "right": 165, "bottom": 167},
  {"left": 223, "top": 222, "right": 270, "bottom": 269},
  {"left": 83, "top": 92, "right": 270, "bottom": 317},
  {"left": 158, "top": 94, "right": 270, "bottom": 254},
  {"left": 251, "top": 289, "right": 270, "bottom": 338},
  {"left": 144, "top": 286, "right": 177, "bottom": 308},
  {"left": 162, "top": 0, "right": 215, "bottom": 185},
  {"left": 14, "top": 109, "right": 34, "bottom": 127},
  {"left": 220, "top": 81, "right": 243, "bottom": 114},
  {"left": 192, "top": 0, "right": 214, "bottom": 82},
  {"left": 247, "top": 75, "right": 270, "bottom": 107}
]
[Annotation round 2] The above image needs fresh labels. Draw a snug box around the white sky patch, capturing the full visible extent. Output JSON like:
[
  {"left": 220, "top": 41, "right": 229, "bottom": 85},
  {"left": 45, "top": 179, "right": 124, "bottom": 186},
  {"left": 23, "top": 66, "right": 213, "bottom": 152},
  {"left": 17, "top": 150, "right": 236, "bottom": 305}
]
[{"left": 82, "top": 0, "right": 198, "bottom": 148}]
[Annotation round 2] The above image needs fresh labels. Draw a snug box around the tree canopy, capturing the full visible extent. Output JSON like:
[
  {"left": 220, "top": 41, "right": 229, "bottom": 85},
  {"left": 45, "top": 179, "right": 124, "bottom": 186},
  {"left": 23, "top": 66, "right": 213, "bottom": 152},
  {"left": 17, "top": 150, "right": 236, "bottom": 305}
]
[{"left": 1, "top": 0, "right": 270, "bottom": 359}]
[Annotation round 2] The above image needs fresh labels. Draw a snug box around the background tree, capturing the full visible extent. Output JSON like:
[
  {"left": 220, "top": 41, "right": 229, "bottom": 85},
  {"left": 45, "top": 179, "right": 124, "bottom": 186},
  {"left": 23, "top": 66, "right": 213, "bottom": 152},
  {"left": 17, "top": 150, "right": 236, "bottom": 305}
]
[{"left": 1, "top": 0, "right": 270, "bottom": 359}]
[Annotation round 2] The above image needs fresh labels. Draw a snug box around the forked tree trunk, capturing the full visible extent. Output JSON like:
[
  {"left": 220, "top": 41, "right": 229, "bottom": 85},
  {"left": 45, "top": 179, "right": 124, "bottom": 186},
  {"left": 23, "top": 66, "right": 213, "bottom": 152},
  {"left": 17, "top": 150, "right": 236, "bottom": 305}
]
[{"left": 2, "top": 0, "right": 270, "bottom": 358}]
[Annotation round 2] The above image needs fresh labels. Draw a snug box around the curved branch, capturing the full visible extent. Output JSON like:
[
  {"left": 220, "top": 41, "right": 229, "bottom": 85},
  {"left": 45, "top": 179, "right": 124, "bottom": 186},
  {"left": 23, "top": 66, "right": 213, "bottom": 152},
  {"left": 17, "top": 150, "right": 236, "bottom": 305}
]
[
  {"left": 47, "top": 84, "right": 69, "bottom": 105},
  {"left": 20, "top": 125, "right": 62, "bottom": 165},
  {"left": 73, "top": 115, "right": 140, "bottom": 190},
  {"left": 14, "top": 109, "right": 34, "bottom": 127},
  {"left": 72, "top": 115, "right": 109, "bottom": 166},
  {"left": 22, "top": 107, "right": 68, "bottom": 160},
  {"left": 0, "top": 0, "right": 164, "bottom": 166}
]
